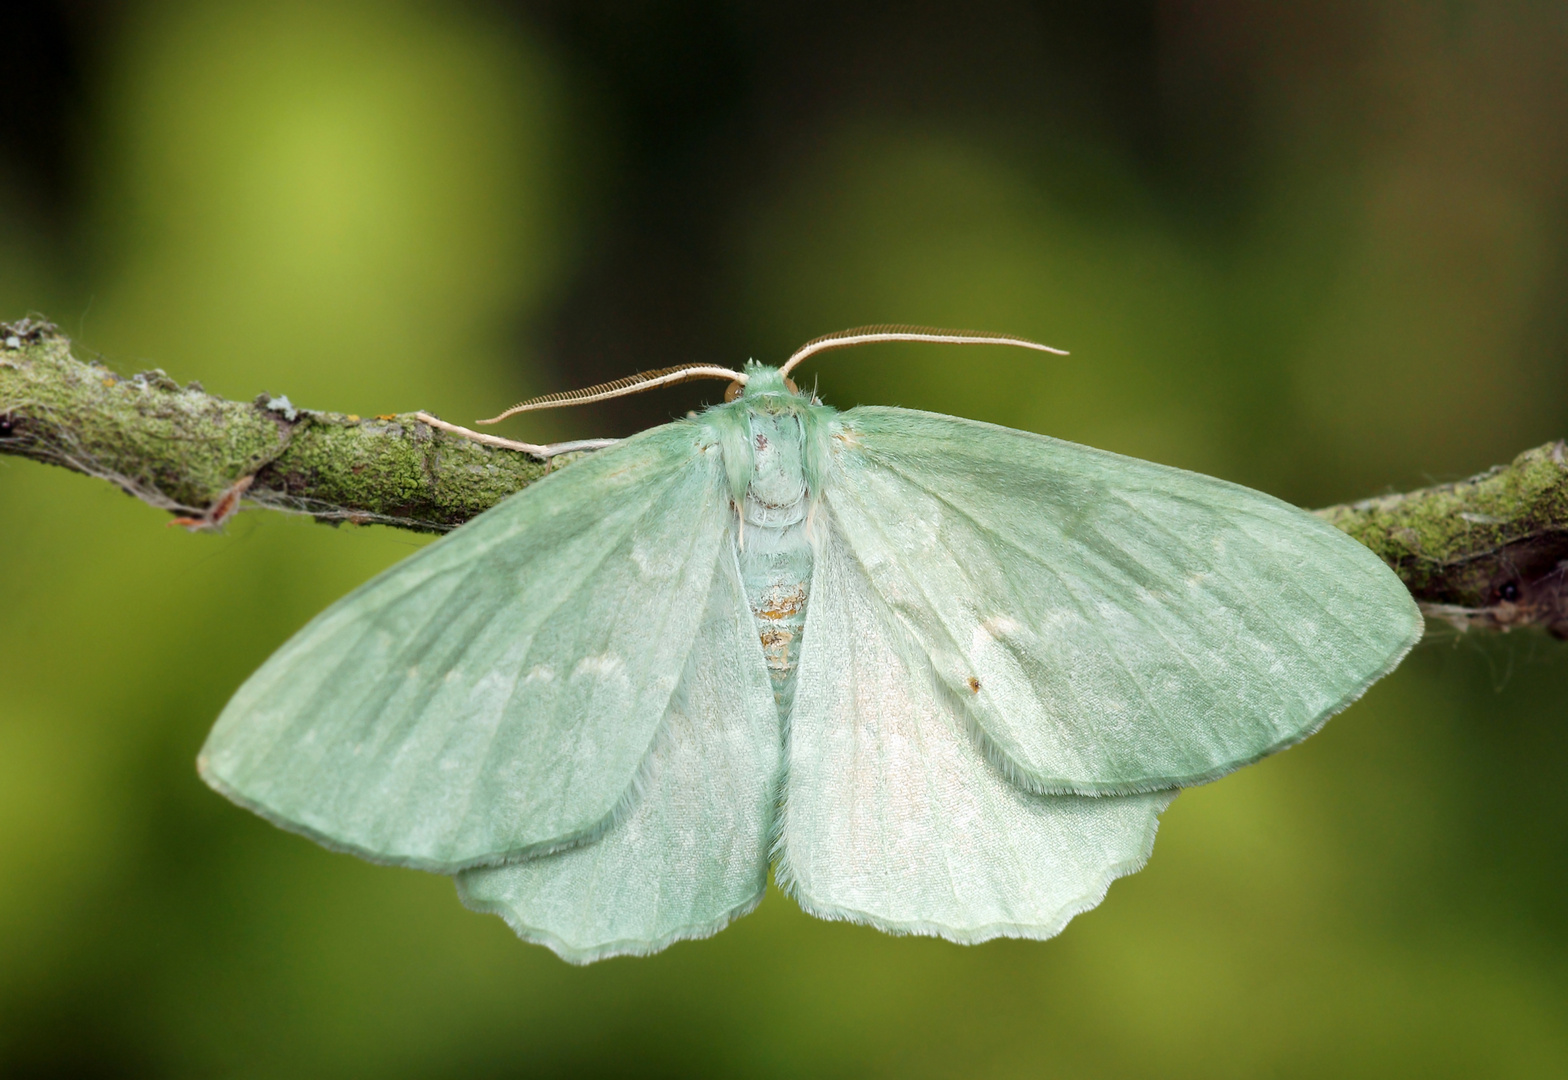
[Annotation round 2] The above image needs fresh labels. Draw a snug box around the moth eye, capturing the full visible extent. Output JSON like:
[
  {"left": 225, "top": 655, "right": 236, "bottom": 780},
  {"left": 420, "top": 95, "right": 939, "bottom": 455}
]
[
  {"left": 725, "top": 381, "right": 743, "bottom": 403},
  {"left": 1499, "top": 580, "right": 1521, "bottom": 602}
]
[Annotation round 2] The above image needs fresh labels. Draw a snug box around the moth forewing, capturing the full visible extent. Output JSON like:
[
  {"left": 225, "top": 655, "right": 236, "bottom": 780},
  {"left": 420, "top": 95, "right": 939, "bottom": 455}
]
[
  {"left": 200, "top": 422, "right": 735, "bottom": 873},
  {"left": 822, "top": 406, "right": 1422, "bottom": 795}
]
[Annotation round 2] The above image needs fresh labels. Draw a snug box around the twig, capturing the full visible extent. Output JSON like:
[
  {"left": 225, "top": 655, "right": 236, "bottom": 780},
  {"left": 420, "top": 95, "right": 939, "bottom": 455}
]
[
  {"left": 1316, "top": 442, "right": 1568, "bottom": 636},
  {"left": 5, "top": 319, "right": 1566, "bottom": 633},
  {"left": 0, "top": 319, "right": 565, "bottom": 532}
]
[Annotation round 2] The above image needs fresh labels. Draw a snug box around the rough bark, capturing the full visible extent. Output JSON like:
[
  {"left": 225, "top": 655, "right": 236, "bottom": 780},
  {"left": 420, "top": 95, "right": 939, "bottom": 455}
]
[
  {"left": 5, "top": 318, "right": 1565, "bottom": 633},
  {"left": 1318, "top": 443, "right": 1568, "bottom": 636},
  {"left": 0, "top": 318, "right": 563, "bottom": 531}
]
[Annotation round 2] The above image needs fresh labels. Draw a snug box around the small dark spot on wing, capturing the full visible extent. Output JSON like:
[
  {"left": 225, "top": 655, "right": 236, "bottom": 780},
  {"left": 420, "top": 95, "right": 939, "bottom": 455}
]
[{"left": 967, "top": 676, "right": 981, "bottom": 693}]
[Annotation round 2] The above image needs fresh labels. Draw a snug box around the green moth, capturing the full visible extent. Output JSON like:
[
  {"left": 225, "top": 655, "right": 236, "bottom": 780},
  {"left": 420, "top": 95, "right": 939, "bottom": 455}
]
[{"left": 199, "top": 326, "right": 1422, "bottom": 963}]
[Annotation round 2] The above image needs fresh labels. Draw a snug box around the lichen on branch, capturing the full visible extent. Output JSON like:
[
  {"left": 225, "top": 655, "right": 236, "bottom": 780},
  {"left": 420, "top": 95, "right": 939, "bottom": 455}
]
[
  {"left": 4, "top": 319, "right": 1567, "bottom": 633},
  {"left": 0, "top": 319, "right": 561, "bottom": 532},
  {"left": 1317, "top": 442, "right": 1568, "bottom": 636}
]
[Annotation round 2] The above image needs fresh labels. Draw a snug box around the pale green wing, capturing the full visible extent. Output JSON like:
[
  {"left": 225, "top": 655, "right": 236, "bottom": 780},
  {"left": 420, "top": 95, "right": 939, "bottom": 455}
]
[
  {"left": 199, "top": 420, "right": 729, "bottom": 873},
  {"left": 776, "top": 517, "right": 1174, "bottom": 942},
  {"left": 824, "top": 407, "right": 1422, "bottom": 795},
  {"left": 456, "top": 542, "right": 781, "bottom": 963}
]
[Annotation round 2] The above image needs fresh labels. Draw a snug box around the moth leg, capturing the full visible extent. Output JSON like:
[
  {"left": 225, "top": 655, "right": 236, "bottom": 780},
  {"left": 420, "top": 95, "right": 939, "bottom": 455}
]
[{"left": 415, "top": 412, "right": 618, "bottom": 459}]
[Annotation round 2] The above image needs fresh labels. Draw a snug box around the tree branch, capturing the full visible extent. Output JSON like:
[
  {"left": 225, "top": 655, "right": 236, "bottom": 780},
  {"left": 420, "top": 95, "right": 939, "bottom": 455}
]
[
  {"left": 0, "top": 318, "right": 566, "bottom": 532},
  {"left": 1317, "top": 443, "right": 1568, "bottom": 636},
  {"left": 5, "top": 319, "right": 1565, "bottom": 634}
]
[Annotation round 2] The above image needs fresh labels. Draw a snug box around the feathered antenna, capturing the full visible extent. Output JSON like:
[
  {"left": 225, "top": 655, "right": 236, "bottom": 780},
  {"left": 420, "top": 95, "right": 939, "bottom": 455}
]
[
  {"left": 777, "top": 324, "right": 1067, "bottom": 378},
  {"left": 479, "top": 363, "right": 747, "bottom": 425}
]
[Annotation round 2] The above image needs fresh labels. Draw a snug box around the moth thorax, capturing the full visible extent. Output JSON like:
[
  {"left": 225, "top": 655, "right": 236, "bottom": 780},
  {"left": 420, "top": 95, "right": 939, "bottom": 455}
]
[{"left": 744, "top": 411, "right": 808, "bottom": 521}]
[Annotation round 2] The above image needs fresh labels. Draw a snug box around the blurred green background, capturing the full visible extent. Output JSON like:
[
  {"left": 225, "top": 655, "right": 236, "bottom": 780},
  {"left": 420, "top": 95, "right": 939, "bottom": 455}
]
[{"left": 2, "top": 1, "right": 1566, "bottom": 1076}]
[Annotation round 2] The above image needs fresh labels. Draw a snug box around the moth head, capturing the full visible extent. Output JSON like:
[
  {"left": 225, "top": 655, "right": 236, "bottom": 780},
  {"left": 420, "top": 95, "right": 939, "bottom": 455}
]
[{"left": 728, "top": 363, "right": 799, "bottom": 403}]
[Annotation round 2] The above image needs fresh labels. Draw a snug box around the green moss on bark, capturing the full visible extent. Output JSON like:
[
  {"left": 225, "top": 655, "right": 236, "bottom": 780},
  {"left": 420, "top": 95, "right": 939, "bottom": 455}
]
[
  {"left": 0, "top": 320, "right": 559, "bottom": 531},
  {"left": 1316, "top": 442, "right": 1568, "bottom": 633}
]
